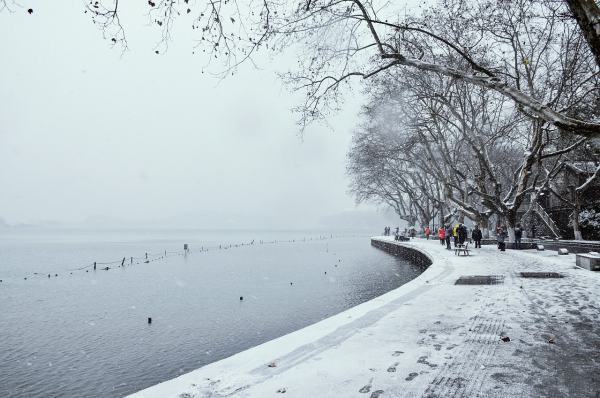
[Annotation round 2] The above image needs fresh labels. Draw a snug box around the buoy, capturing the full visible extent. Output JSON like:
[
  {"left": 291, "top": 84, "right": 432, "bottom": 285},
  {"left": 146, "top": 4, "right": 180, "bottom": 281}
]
[
  {"left": 240, "top": 296, "right": 244, "bottom": 301},
  {"left": 324, "top": 271, "right": 327, "bottom": 275},
  {"left": 55, "top": 274, "right": 58, "bottom": 277},
  {"left": 48, "top": 274, "right": 51, "bottom": 278},
  {"left": 148, "top": 317, "right": 152, "bottom": 324},
  {"left": 290, "top": 282, "right": 293, "bottom": 285}
]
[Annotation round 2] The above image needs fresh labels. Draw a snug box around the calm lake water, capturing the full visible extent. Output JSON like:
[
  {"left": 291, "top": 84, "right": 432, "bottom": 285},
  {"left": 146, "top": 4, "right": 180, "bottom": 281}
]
[{"left": 0, "top": 228, "right": 423, "bottom": 397}]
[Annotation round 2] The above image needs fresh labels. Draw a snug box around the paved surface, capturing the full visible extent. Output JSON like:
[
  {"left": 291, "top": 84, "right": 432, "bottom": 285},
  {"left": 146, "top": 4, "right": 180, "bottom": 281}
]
[{"left": 131, "top": 238, "right": 600, "bottom": 398}]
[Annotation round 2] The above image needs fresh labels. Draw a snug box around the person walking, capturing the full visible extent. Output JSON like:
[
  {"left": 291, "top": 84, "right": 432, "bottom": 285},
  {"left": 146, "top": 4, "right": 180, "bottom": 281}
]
[
  {"left": 438, "top": 226, "right": 446, "bottom": 246},
  {"left": 472, "top": 225, "right": 482, "bottom": 248},
  {"left": 497, "top": 226, "right": 508, "bottom": 251},
  {"left": 514, "top": 224, "right": 523, "bottom": 249},
  {"left": 453, "top": 223, "right": 460, "bottom": 248},
  {"left": 457, "top": 224, "right": 467, "bottom": 245},
  {"left": 424, "top": 226, "right": 431, "bottom": 240},
  {"left": 445, "top": 225, "right": 452, "bottom": 250}
]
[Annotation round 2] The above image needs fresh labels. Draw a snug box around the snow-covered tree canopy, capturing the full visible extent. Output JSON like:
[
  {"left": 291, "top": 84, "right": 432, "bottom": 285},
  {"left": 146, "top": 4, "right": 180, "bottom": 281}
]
[
  {"left": 3, "top": 0, "right": 598, "bottom": 136},
  {"left": 6, "top": 0, "right": 591, "bottom": 137},
  {"left": 347, "top": 61, "right": 599, "bottom": 234}
]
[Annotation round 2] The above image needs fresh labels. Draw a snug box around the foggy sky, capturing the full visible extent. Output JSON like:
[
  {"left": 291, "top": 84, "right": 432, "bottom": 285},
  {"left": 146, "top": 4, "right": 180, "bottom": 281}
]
[{"left": 0, "top": 2, "right": 393, "bottom": 229}]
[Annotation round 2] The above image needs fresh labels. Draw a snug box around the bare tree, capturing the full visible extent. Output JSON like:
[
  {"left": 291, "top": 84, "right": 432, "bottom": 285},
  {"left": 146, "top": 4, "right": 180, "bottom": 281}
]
[
  {"left": 543, "top": 158, "right": 600, "bottom": 239},
  {"left": 348, "top": 47, "right": 594, "bottom": 240}
]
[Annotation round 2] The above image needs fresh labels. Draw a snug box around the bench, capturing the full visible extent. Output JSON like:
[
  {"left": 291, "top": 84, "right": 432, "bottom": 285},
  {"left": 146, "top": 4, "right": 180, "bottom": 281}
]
[
  {"left": 576, "top": 253, "right": 600, "bottom": 271},
  {"left": 455, "top": 243, "right": 471, "bottom": 256}
]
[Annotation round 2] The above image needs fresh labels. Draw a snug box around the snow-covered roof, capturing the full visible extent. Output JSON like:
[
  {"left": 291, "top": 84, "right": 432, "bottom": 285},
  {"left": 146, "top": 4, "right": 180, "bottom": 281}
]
[{"left": 564, "top": 161, "right": 598, "bottom": 175}]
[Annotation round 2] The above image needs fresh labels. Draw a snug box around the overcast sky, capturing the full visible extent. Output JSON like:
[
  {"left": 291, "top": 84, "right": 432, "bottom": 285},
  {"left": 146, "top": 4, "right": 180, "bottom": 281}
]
[{"left": 0, "top": 1, "right": 401, "bottom": 229}]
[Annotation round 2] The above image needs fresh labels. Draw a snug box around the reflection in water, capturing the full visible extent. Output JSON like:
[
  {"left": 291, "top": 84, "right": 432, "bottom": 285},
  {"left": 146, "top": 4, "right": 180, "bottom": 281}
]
[{"left": 0, "top": 230, "right": 422, "bottom": 397}]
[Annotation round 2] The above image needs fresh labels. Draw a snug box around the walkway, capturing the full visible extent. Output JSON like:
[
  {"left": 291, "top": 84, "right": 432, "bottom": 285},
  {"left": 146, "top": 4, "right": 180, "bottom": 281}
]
[{"left": 129, "top": 238, "right": 600, "bottom": 398}]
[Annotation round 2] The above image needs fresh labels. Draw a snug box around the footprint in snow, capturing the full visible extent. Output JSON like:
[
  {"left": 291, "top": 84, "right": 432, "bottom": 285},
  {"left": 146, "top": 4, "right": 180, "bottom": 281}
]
[
  {"left": 387, "top": 362, "right": 399, "bottom": 372},
  {"left": 417, "top": 356, "right": 438, "bottom": 368},
  {"left": 359, "top": 378, "right": 373, "bottom": 393}
]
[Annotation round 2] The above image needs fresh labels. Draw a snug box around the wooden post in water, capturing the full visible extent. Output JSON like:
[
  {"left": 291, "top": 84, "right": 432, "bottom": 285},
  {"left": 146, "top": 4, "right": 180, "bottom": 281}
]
[
  {"left": 145, "top": 252, "right": 148, "bottom": 260},
  {"left": 93, "top": 262, "right": 96, "bottom": 271},
  {"left": 121, "top": 257, "right": 125, "bottom": 266}
]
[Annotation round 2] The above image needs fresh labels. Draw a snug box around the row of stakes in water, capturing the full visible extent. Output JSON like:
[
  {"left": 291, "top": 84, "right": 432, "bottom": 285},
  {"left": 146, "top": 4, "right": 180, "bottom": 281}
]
[{"left": 2, "top": 234, "right": 339, "bottom": 283}]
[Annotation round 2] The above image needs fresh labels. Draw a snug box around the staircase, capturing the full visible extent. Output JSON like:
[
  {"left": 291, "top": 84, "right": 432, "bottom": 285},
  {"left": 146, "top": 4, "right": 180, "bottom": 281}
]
[{"left": 527, "top": 201, "right": 562, "bottom": 239}]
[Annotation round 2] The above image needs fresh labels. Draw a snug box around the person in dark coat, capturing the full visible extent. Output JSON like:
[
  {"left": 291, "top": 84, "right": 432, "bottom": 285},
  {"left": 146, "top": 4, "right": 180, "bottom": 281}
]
[
  {"left": 472, "top": 225, "right": 483, "bottom": 248},
  {"left": 514, "top": 224, "right": 523, "bottom": 249},
  {"left": 444, "top": 225, "right": 452, "bottom": 250},
  {"left": 457, "top": 224, "right": 468, "bottom": 245}
]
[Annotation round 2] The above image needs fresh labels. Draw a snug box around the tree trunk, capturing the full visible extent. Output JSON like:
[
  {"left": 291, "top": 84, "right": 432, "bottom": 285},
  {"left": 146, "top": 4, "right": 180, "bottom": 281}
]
[
  {"left": 566, "top": 0, "right": 600, "bottom": 69},
  {"left": 573, "top": 202, "right": 583, "bottom": 241},
  {"left": 480, "top": 218, "right": 490, "bottom": 239},
  {"left": 507, "top": 227, "right": 516, "bottom": 243},
  {"left": 506, "top": 210, "right": 517, "bottom": 242},
  {"left": 571, "top": 186, "right": 584, "bottom": 240}
]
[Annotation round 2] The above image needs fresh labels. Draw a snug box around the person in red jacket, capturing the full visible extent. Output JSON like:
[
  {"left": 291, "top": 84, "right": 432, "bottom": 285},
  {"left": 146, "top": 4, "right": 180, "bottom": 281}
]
[
  {"left": 424, "top": 226, "right": 431, "bottom": 240},
  {"left": 438, "top": 226, "right": 446, "bottom": 245}
]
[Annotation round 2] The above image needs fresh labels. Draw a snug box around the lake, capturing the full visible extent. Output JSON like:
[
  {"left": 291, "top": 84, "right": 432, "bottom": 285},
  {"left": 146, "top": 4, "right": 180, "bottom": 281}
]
[{"left": 0, "top": 228, "right": 423, "bottom": 397}]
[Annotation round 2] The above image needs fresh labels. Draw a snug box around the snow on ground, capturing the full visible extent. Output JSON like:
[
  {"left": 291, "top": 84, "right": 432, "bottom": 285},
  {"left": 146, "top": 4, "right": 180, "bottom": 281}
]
[{"left": 129, "top": 238, "right": 600, "bottom": 398}]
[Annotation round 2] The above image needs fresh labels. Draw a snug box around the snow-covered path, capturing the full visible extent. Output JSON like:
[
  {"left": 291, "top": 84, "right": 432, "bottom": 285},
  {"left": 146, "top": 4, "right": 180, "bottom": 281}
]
[{"left": 129, "top": 238, "right": 600, "bottom": 398}]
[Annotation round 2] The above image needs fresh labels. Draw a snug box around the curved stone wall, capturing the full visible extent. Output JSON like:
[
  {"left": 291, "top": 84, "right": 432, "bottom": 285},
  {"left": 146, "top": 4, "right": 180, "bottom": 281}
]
[{"left": 370, "top": 238, "right": 432, "bottom": 269}]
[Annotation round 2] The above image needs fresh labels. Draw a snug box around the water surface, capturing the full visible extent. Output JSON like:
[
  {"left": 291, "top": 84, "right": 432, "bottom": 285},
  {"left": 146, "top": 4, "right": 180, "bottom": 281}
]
[{"left": 0, "top": 228, "right": 423, "bottom": 397}]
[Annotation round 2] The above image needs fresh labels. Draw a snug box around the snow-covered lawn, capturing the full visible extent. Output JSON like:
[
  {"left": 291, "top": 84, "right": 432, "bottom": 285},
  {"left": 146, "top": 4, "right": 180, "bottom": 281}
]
[{"left": 129, "top": 238, "right": 600, "bottom": 397}]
